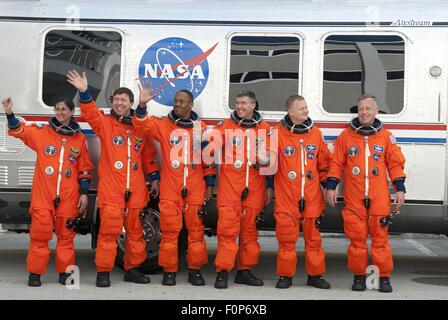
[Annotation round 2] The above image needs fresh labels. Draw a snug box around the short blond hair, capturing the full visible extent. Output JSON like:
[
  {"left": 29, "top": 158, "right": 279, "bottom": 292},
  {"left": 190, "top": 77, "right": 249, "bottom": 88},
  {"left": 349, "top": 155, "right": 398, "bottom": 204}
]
[{"left": 285, "top": 95, "right": 305, "bottom": 110}]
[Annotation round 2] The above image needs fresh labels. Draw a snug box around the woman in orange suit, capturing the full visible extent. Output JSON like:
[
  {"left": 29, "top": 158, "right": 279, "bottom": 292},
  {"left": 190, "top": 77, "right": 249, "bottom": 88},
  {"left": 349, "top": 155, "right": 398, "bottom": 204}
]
[{"left": 3, "top": 96, "right": 94, "bottom": 287}]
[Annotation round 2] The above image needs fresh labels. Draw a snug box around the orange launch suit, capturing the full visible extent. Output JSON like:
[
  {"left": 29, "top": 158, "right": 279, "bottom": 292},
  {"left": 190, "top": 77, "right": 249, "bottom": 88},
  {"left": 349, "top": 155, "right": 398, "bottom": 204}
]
[
  {"left": 274, "top": 118, "right": 331, "bottom": 277},
  {"left": 133, "top": 110, "right": 215, "bottom": 272},
  {"left": 327, "top": 119, "right": 406, "bottom": 276},
  {"left": 79, "top": 95, "right": 159, "bottom": 272},
  {"left": 212, "top": 114, "right": 273, "bottom": 273},
  {"left": 9, "top": 119, "right": 93, "bottom": 275}
]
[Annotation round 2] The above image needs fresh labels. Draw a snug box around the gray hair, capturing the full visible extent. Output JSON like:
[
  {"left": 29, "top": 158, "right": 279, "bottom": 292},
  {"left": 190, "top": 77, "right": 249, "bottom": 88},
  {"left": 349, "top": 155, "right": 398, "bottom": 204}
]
[
  {"left": 236, "top": 90, "right": 257, "bottom": 103},
  {"left": 358, "top": 94, "right": 378, "bottom": 106}
]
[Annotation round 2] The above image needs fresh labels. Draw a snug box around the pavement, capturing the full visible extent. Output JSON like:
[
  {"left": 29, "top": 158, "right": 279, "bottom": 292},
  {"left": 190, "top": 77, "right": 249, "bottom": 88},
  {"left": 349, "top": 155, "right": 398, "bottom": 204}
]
[{"left": 0, "top": 231, "right": 447, "bottom": 300}]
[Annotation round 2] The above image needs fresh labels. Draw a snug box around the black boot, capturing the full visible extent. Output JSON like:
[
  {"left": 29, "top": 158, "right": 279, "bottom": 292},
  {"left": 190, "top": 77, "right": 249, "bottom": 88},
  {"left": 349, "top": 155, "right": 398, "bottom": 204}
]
[
  {"left": 307, "top": 275, "right": 331, "bottom": 289},
  {"left": 276, "top": 276, "right": 292, "bottom": 289},
  {"left": 96, "top": 272, "right": 111, "bottom": 288},
  {"left": 124, "top": 267, "right": 151, "bottom": 284},
  {"left": 188, "top": 269, "right": 205, "bottom": 286},
  {"left": 162, "top": 272, "right": 177, "bottom": 286},
  {"left": 352, "top": 275, "right": 367, "bottom": 291},
  {"left": 59, "top": 272, "right": 73, "bottom": 285},
  {"left": 214, "top": 270, "right": 228, "bottom": 289},
  {"left": 379, "top": 277, "right": 393, "bottom": 293},
  {"left": 235, "top": 269, "right": 264, "bottom": 286},
  {"left": 28, "top": 273, "right": 41, "bottom": 287}
]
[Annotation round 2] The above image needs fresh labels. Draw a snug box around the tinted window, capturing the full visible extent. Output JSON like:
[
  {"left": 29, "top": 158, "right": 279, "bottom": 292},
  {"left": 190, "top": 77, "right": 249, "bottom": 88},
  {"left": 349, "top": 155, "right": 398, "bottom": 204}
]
[
  {"left": 323, "top": 35, "right": 405, "bottom": 114},
  {"left": 43, "top": 30, "right": 122, "bottom": 108},
  {"left": 229, "top": 36, "right": 300, "bottom": 111}
]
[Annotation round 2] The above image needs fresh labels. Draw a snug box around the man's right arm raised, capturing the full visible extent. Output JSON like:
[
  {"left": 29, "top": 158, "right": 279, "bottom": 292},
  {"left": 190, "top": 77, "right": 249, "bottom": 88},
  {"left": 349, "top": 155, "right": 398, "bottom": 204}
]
[
  {"left": 133, "top": 81, "right": 158, "bottom": 140},
  {"left": 67, "top": 70, "right": 105, "bottom": 137}
]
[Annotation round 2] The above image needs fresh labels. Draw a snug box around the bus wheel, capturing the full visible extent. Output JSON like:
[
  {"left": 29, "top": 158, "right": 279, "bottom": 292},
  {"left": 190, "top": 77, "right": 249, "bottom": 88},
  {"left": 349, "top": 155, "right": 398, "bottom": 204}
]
[{"left": 115, "top": 206, "right": 162, "bottom": 274}]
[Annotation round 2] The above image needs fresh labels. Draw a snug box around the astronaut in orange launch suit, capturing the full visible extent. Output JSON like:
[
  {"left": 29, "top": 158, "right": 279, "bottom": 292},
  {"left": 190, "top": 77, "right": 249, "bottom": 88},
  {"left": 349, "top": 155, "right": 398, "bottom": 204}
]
[
  {"left": 67, "top": 70, "right": 160, "bottom": 288},
  {"left": 3, "top": 96, "right": 93, "bottom": 287},
  {"left": 211, "top": 91, "right": 275, "bottom": 289},
  {"left": 326, "top": 94, "right": 406, "bottom": 293},
  {"left": 273, "top": 95, "right": 332, "bottom": 289},
  {"left": 133, "top": 84, "right": 215, "bottom": 287}
]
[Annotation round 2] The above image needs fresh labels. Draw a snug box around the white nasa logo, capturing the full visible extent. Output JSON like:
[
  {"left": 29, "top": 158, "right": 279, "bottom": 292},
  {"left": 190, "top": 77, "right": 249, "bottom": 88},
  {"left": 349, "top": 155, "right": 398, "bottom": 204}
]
[
  {"left": 288, "top": 171, "right": 297, "bottom": 180},
  {"left": 234, "top": 160, "right": 243, "bottom": 169},
  {"left": 45, "top": 166, "right": 54, "bottom": 175},
  {"left": 114, "top": 161, "right": 123, "bottom": 169}
]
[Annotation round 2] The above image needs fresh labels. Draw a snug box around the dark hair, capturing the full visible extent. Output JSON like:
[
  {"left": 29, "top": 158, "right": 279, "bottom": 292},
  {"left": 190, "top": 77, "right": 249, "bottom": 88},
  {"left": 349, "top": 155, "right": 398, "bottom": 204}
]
[
  {"left": 113, "top": 87, "right": 134, "bottom": 103},
  {"left": 175, "top": 89, "right": 194, "bottom": 103},
  {"left": 237, "top": 90, "right": 257, "bottom": 103},
  {"left": 54, "top": 98, "right": 75, "bottom": 111},
  {"left": 285, "top": 95, "right": 305, "bottom": 110}
]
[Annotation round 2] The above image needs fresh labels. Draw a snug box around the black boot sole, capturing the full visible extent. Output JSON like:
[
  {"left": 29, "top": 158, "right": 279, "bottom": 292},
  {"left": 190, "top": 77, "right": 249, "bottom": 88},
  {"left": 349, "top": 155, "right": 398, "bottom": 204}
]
[
  {"left": 307, "top": 281, "right": 331, "bottom": 289},
  {"left": 188, "top": 278, "right": 205, "bottom": 286},
  {"left": 28, "top": 281, "right": 41, "bottom": 287},
  {"left": 59, "top": 279, "right": 74, "bottom": 285},
  {"left": 276, "top": 284, "right": 291, "bottom": 289},
  {"left": 124, "top": 277, "right": 151, "bottom": 284},
  {"left": 215, "top": 282, "right": 228, "bottom": 289},
  {"left": 352, "top": 286, "right": 366, "bottom": 291},
  {"left": 96, "top": 281, "right": 111, "bottom": 288},
  {"left": 235, "top": 279, "right": 264, "bottom": 286}
]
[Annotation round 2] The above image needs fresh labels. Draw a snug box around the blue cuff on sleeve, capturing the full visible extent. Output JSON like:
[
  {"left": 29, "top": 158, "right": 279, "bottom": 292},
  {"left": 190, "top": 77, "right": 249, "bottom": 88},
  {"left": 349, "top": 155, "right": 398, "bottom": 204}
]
[
  {"left": 320, "top": 180, "right": 327, "bottom": 189},
  {"left": 205, "top": 175, "right": 216, "bottom": 187},
  {"left": 79, "top": 179, "right": 90, "bottom": 194},
  {"left": 394, "top": 179, "right": 406, "bottom": 193},
  {"left": 79, "top": 90, "right": 93, "bottom": 103},
  {"left": 135, "top": 106, "right": 147, "bottom": 117},
  {"left": 326, "top": 178, "right": 339, "bottom": 190},
  {"left": 6, "top": 112, "right": 20, "bottom": 129},
  {"left": 266, "top": 176, "right": 274, "bottom": 189},
  {"left": 147, "top": 171, "right": 160, "bottom": 183}
]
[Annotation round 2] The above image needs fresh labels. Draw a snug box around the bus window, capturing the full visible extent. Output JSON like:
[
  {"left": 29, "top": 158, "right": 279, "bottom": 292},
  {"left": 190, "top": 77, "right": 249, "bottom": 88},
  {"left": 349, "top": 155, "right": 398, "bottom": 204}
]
[
  {"left": 323, "top": 34, "right": 405, "bottom": 114},
  {"left": 229, "top": 36, "right": 300, "bottom": 111},
  {"left": 42, "top": 30, "right": 122, "bottom": 108}
]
